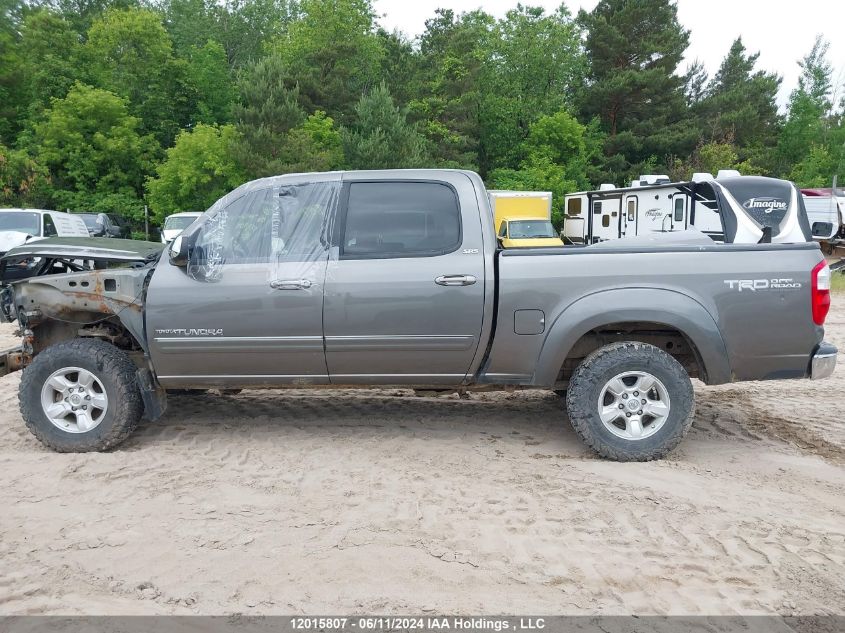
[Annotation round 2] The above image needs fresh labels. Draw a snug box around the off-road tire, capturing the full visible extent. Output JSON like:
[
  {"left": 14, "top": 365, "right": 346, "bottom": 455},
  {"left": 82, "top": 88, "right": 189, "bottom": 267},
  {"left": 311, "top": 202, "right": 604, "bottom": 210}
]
[
  {"left": 19, "top": 339, "right": 143, "bottom": 452},
  {"left": 566, "top": 341, "right": 695, "bottom": 461}
]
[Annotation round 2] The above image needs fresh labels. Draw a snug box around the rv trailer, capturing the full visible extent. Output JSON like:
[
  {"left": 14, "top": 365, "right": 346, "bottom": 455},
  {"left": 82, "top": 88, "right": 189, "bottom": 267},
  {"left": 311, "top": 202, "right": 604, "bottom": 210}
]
[
  {"left": 801, "top": 188, "right": 844, "bottom": 247},
  {"left": 563, "top": 171, "right": 812, "bottom": 245}
]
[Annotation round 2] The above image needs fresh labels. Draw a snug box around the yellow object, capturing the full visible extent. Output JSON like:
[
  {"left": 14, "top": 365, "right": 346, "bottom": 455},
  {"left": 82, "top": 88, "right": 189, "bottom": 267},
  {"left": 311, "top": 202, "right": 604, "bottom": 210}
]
[{"left": 489, "top": 190, "right": 564, "bottom": 248}]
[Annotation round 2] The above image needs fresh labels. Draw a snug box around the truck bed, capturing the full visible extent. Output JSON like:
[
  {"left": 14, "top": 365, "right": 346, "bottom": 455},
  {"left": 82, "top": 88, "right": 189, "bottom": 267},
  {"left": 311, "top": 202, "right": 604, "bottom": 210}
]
[{"left": 482, "top": 238, "right": 824, "bottom": 387}]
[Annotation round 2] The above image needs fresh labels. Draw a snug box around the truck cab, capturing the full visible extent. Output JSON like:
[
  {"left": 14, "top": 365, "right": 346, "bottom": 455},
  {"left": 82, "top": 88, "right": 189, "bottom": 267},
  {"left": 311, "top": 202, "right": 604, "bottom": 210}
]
[
  {"left": 488, "top": 190, "right": 563, "bottom": 248},
  {"left": 497, "top": 217, "right": 563, "bottom": 248}
]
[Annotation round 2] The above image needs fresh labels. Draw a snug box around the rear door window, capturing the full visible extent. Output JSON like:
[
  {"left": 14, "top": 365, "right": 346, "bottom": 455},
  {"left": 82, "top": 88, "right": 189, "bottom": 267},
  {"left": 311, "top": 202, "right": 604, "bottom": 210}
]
[{"left": 341, "top": 182, "right": 461, "bottom": 258}]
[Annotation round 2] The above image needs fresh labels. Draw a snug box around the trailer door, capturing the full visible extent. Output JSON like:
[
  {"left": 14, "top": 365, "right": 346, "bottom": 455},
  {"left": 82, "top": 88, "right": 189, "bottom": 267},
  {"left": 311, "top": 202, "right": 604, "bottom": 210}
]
[{"left": 622, "top": 196, "right": 637, "bottom": 237}]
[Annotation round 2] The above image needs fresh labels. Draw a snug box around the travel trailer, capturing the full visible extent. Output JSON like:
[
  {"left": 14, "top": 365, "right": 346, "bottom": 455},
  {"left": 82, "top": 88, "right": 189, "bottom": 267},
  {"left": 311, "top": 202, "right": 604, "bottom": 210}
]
[
  {"left": 801, "top": 188, "right": 844, "bottom": 244},
  {"left": 487, "top": 190, "right": 563, "bottom": 248},
  {"left": 563, "top": 171, "right": 812, "bottom": 245}
]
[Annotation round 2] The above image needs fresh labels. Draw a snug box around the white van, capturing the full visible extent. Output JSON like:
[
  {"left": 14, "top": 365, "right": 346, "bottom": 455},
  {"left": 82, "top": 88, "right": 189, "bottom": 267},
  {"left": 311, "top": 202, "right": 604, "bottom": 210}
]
[
  {"left": 161, "top": 212, "right": 202, "bottom": 244},
  {"left": 0, "top": 209, "right": 89, "bottom": 256}
]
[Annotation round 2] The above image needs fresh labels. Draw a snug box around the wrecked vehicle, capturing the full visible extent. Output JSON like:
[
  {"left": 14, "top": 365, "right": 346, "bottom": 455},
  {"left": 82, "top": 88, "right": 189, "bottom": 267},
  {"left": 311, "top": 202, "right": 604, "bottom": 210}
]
[{"left": 0, "top": 170, "right": 837, "bottom": 461}]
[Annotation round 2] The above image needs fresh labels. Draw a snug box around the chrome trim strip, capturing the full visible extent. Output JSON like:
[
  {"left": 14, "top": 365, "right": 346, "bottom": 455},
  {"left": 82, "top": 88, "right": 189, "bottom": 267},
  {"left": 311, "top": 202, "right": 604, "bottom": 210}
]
[
  {"left": 154, "top": 336, "right": 323, "bottom": 353},
  {"left": 325, "top": 335, "right": 477, "bottom": 351}
]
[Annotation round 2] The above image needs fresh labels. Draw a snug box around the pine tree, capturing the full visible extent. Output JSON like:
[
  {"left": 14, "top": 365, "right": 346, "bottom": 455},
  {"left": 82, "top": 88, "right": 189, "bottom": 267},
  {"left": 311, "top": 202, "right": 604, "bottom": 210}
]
[
  {"left": 341, "top": 83, "right": 428, "bottom": 169},
  {"left": 777, "top": 36, "right": 835, "bottom": 182},
  {"left": 232, "top": 53, "right": 307, "bottom": 177},
  {"left": 577, "top": 0, "right": 695, "bottom": 184},
  {"left": 696, "top": 38, "right": 781, "bottom": 171}
]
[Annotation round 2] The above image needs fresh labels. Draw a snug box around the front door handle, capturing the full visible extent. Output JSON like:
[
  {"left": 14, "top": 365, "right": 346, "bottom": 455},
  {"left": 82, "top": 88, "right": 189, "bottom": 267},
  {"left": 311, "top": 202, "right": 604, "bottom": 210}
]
[
  {"left": 270, "top": 279, "right": 313, "bottom": 290},
  {"left": 435, "top": 275, "right": 477, "bottom": 286}
]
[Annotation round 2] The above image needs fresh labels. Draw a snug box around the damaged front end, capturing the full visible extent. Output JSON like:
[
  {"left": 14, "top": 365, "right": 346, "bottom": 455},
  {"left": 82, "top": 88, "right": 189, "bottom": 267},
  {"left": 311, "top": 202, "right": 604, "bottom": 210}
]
[{"left": 0, "top": 237, "right": 168, "bottom": 418}]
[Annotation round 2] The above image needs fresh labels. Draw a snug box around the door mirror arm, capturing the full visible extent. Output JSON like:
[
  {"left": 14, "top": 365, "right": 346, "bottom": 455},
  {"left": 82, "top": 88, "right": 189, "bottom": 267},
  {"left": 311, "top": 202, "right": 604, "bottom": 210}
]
[{"left": 169, "top": 235, "right": 190, "bottom": 266}]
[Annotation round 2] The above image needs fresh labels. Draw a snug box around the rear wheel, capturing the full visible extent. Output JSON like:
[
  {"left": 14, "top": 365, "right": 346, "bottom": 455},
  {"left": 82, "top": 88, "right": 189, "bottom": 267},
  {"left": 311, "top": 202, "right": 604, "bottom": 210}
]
[
  {"left": 19, "top": 339, "right": 143, "bottom": 452},
  {"left": 566, "top": 342, "right": 694, "bottom": 461}
]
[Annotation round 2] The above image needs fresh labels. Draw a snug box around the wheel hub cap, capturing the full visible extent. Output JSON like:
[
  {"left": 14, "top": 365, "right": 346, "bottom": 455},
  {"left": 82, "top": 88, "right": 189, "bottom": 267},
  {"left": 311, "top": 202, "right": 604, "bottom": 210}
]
[
  {"left": 597, "top": 371, "right": 671, "bottom": 441},
  {"left": 40, "top": 367, "right": 109, "bottom": 434}
]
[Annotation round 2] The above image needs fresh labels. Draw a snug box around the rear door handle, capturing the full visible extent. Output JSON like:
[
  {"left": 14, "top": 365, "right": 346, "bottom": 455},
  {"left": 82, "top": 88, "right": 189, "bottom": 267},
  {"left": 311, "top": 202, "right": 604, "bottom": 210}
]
[
  {"left": 270, "top": 279, "right": 312, "bottom": 290},
  {"left": 435, "top": 275, "right": 477, "bottom": 286}
]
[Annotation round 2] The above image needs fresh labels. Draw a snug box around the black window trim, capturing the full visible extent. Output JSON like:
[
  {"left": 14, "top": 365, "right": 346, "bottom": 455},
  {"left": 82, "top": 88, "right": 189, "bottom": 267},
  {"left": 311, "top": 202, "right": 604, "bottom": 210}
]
[
  {"left": 335, "top": 179, "right": 463, "bottom": 260},
  {"left": 42, "top": 213, "right": 58, "bottom": 237}
]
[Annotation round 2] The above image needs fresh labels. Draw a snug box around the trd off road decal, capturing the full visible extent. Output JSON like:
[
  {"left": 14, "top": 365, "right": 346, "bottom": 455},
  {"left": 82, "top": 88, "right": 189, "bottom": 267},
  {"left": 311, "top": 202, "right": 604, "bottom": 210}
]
[{"left": 724, "top": 279, "right": 802, "bottom": 292}]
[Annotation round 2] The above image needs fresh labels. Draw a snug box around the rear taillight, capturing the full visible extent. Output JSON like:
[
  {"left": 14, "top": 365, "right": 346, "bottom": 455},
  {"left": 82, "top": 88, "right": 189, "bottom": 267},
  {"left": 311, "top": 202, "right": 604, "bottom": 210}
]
[{"left": 811, "top": 260, "right": 831, "bottom": 326}]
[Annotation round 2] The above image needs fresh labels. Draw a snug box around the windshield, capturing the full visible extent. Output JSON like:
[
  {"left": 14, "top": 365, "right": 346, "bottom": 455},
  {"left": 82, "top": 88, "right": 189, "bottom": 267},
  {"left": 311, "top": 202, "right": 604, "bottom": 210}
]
[
  {"left": 0, "top": 211, "right": 40, "bottom": 235},
  {"left": 508, "top": 220, "right": 557, "bottom": 238},
  {"left": 164, "top": 215, "right": 199, "bottom": 231}
]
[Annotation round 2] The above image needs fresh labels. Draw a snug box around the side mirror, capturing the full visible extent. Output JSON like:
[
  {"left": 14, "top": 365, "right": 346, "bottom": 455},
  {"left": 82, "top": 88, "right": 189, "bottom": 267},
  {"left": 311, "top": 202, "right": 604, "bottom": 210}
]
[{"left": 169, "top": 235, "right": 189, "bottom": 266}]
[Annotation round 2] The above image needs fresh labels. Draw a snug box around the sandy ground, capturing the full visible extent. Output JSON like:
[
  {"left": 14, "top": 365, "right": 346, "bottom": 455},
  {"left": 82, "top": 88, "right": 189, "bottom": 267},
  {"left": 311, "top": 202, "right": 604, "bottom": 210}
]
[{"left": 1, "top": 305, "right": 845, "bottom": 617}]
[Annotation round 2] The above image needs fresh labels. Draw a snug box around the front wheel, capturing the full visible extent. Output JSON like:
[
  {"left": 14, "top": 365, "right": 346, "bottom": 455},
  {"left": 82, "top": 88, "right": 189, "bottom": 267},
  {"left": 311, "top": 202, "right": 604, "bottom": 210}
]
[
  {"left": 19, "top": 339, "right": 144, "bottom": 452},
  {"left": 566, "top": 342, "right": 695, "bottom": 461}
]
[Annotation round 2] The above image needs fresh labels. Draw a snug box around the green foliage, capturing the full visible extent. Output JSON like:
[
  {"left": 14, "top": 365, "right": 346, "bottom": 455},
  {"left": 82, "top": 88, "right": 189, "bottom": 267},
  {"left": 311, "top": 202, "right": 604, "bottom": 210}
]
[
  {"left": 274, "top": 0, "right": 383, "bottom": 120},
  {"left": 341, "top": 83, "right": 429, "bottom": 170},
  {"left": 86, "top": 7, "right": 193, "bottom": 146},
  {"left": 161, "top": 0, "right": 299, "bottom": 67},
  {"left": 186, "top": 40, "right": 236, "bottom": 124},
  {"left": 146, "top": 124, "right": 245, "bottom": 222},
  {"left": 285, "top": 111, "right": 344, "bottom": 172},
  {"left": 695, "top": 38, "right": 781, "bottom": 171},
  {"left": 232, "top": 52, "right": 308, "bottom": 177},
  {"left": 0, "top": 12, "right": 24, "bottom": 144},
  {"left": 790, "top": 145, "right": 836, "bottom": 188},
  {"left": 1, "top": 0, "right": 844, "bottom": 227},
  {"left": 777, "top": 36, "right": 835, "bottom": 180},
  {"left": 35, "top": 83, "right": 158, "bottom": 222},
  {"left": 488, "top": 110, "right": 595, "bottom": 227},
  {"left": 410, "top": 9, "right": 494, "bottom": 171},
  {"left": 0, "top": 143, "right": 51, "bottom": 206},
  {"left": 668, "top": 141, "right": 762, "bottom": 181},
  {"left": 578, "top": 0, "right": 695, "bottom": 184},
  {"left": 17, "top": 10, "right": 82, "bottom": 123}
]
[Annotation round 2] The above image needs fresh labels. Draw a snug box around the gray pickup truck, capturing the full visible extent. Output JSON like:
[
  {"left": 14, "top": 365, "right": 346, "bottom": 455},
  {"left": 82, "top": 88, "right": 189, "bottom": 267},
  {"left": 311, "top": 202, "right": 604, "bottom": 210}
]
[{"left": 0, "top": 169, "right": 837, "bottom": 460}]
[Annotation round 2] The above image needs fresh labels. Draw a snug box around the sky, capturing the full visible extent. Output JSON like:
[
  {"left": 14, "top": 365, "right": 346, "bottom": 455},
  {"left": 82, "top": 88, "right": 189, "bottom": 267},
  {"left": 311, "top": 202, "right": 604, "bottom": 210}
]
[{"left": 373, "top": 0, "right": 845, "bottom": 109}]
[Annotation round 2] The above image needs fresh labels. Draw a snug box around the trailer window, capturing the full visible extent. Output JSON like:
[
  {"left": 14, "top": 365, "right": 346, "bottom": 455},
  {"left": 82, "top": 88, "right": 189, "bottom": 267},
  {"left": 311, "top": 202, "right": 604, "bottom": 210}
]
[
  {"left": 674, "top": 197, "right": 685, "bottom": 223},
  {"left": 567, "top": 198, "right": 582, "bottom": 216},
  {"left": 627, "top": 200, "right": 635, "bottom": 221},
  {"left": 593, "top": 201, "right": 602, "bottom": 214},
  {"left": 601, "top": 215, "right": 610, "bottom": 228}
]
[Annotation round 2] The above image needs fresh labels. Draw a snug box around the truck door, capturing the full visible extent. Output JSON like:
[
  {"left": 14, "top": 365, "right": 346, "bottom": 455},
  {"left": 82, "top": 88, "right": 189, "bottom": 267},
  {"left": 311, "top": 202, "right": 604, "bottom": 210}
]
[
  {"left": 322, "top": 174, "right": 486, "bottom": 385},
  {"left": 146, "top": 178, "right": 339, "bottom": 387},
  {"left": 622, "top": 196, "right": 637, "bottom": 237}
]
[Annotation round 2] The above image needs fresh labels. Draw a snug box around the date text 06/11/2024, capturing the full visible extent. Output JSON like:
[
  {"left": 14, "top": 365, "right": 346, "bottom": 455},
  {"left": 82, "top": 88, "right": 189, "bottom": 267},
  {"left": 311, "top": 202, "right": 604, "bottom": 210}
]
[{"left": 289, "top": 617, "right": 547, "bottom": 631}]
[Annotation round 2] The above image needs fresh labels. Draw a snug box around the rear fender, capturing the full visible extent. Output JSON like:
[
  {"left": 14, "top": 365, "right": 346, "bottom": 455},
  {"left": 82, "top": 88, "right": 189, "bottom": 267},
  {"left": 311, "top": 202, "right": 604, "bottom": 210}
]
[{"left": 532, "top": 288, "right": 731, "bottom": 386}]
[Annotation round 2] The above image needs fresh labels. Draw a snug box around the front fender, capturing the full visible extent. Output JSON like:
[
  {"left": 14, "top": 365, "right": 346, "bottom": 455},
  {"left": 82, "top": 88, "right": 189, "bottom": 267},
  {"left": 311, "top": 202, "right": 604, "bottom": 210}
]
[{"left": 532, "top": 287, "right": 731, "bottom": 386}]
